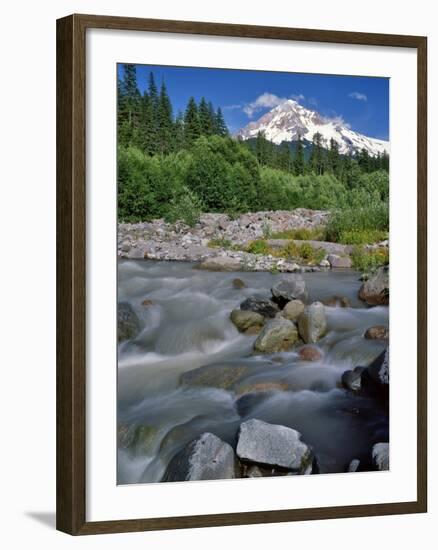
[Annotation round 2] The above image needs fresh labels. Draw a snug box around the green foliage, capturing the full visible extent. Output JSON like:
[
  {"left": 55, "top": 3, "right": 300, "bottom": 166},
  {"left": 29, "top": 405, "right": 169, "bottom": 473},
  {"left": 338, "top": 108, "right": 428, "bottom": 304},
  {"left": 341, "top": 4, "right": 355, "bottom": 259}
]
[
  {"left": 337, "top": 229, "right": 388, "bottom": 245},
  {"left": 208, "top": 238, "right": 233, "bottom": 249},
  {"left": 246, "top": 239, "right": 271, "bottom": 255},
  {"left": 271, "top": 227, "right": 325, "bottom": 241},
  {"left": 351, "top": 246, "right": 389, "bottom": 272},
  {"left": 164, "top": 186, "right": 204, "bottom": 227}
]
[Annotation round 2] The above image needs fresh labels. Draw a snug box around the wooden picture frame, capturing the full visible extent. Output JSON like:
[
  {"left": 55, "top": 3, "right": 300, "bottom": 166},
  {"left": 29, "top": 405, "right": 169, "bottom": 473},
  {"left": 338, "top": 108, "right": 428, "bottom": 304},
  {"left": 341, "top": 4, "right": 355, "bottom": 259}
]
[{"left": 56, "top": 13, "right": 427, "bottom": 535}]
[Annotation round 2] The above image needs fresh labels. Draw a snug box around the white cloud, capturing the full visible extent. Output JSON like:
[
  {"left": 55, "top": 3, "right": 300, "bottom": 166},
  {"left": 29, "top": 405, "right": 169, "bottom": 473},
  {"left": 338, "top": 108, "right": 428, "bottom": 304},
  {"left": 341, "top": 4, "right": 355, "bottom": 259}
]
[
  {"left": 330, "top": 115, "right": 351, "bottom": 129},
  {"left": 290, "top": 93, "right": 305, "bottom": 102},
  {"left": 349, "top": 91, "right": 367, "bottom": 101},
  {"left": 243, "top": 92, "right": 286, "bottom": 117}
]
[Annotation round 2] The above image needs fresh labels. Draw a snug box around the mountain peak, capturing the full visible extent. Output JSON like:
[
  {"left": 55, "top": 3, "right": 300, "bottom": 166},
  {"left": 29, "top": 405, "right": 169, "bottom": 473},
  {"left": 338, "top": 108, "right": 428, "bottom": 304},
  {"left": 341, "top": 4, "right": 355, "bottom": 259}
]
[{"left": 236, "top": 98, "right": 388, "bottom": 157}]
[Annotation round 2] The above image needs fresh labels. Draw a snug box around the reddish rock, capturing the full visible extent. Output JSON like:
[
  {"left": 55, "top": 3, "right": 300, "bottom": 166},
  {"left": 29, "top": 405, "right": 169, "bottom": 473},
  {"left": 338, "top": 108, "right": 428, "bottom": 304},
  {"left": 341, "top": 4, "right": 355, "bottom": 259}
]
[
  {"left": 364, "top": 325, "right": 389, "bottom": 340},
  {"left": 142, "top": 299, "right": 154, "bottom": 306},
  {"left": 298, "top": 346, "right": 323, "bottom": 362}
]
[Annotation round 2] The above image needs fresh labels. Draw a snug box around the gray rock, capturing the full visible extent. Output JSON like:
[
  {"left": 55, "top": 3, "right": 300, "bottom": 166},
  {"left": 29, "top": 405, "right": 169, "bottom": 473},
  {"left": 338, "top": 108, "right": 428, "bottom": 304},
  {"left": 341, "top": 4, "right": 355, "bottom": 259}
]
[
  {"left": 341, "top": 366, "right": 366, "bottom": 392},
  {"left": 197, "top": 256, "right": 242, "bottom": 271},
  {"left": 162, "top": 433, "right": 238, "bottom": 482},
  {"left": 230, "top": 309, "right": 265, "bottom": 334},
  {"left": 297, "top": 302, "right": 327, "bottom": 343},
  {"left": 319, "top": 259, "right": 331, "bottom": 268},
  {"left": 348, "top": 459, "right": 360, "bottom": 472},
  {"left": 366, "top": 348, "right": 389, "bottom": 386},
  {"left": 180, "top": 363, "right": 250, "bottom": 390},
  {"left": 118, "top": 302, "right": 141, "bottom": 342},
  {"left": 372, "top": 442, "right": 389, "bottom": 471},
  {"left": 236, "top": 419, "right": 313, "bottom": 473},
  {"left": 254, "top": 317, "right": 299, "bottom": 353},
  {"left": 232, "top": 278, "right": 246, "bottom": 289},
  {"left": 327, "top": 254, "right": 352, "bottom": 268},
  {"left": 240, "top": 296, "right": 279, "bottom": 318},
  {"left": 359, "top": 265, "right": 389, "bottom": 305},
  {"left": 271, "top": 275, "right": 308, "bottom": 307},
  {"left": 281, "top": 299, "right": 305, "bottom": 321}
]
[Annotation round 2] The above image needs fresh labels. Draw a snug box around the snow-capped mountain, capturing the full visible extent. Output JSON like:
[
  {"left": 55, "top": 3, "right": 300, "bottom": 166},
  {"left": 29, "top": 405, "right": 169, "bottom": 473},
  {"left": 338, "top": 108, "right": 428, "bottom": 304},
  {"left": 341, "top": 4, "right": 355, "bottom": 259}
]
[{"left": 236, "top": 99, "right": 389, "bottom": 157}]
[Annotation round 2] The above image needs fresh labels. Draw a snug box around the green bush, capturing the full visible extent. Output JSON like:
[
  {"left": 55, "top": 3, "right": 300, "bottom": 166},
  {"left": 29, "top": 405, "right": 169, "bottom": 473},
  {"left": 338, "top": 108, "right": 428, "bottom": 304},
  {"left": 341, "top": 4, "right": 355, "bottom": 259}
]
[
  {"left": 270, "top": 227, "right": 325, "bottom": 241},
  {"left": 164, "top": 186, "right": 204, "bottom": 226},
  {"left": 351, "top": 246, "right": 389, "bottom": 272},
  {"left": 246, "top": 239, "right": 271, "bottom": 255}
]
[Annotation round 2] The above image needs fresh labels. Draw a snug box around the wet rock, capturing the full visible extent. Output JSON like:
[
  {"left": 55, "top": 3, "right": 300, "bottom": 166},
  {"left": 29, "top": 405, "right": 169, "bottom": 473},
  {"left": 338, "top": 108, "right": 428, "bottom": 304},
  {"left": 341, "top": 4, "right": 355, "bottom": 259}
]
[
  {"left": 235, "top": 381, "right": 289, "bottom": 396},
  {"left": 364, "top": 325, "right": 389, "bottom": 340},
  {"left": 118, "top": 424, "right": 158, "bottom": 455},
  {"left": 348, "top": 459, "right": 360, "bottom": 472},
  {"left": 341, "top": 366, "right": 365, "bottom": 392},
  {"left": 271, "top": 275, "right": 308, "bottom": 307},
  {"left": 323, "top": 295, "right": 351, "bottom": 308},
  {"left": 297, "top": 302, "right": 327, "bottom": 344},
  {"left": 298, "top": 346, "right": 323, "bottom": 362},
  {"left": 236, "top": 419, "right": 313, "bottom": 473},
  {"left": 142, "top": 299, "right": 154, "bottom": 306},
  {"left": 180, "top": 363, "right": 250, "bottom": 390},
  {"left": 281, "top": 299, "right": 305, "bottom": 321},
  {"left": 254, "top": 317, "right": 299, "bottom": 353},
  {"left": 197, "top": 256, "right": 242, "bottom": 272},
  {"left": 364, "top": 349, "right": 389, "bottom": 386},
  {"left": 240, "top": 296, "right": 279, "bottom": 318},
  {"left": 359, "top": 265, "right": 389, "bottom": 305},
  {"left": 327, "top": 254, "right": 352, "bottom": 268},
  {"left": 372, "top": 442, "right": 389, "bottom": 471},
  {"left": 232, "top": 278, "right": 246, "bottom": 289},
  {"left": 118, "top": 302, "right": 141, "bottom": 342},
  {"left": 230, "top": 309, "right": 265, "bottom": 334},
  {"left": 162, "top": 433, "right": 238, "bottom": 482},
  {"left": 319, "top": 259, "right": 331, "bottom": 268}
]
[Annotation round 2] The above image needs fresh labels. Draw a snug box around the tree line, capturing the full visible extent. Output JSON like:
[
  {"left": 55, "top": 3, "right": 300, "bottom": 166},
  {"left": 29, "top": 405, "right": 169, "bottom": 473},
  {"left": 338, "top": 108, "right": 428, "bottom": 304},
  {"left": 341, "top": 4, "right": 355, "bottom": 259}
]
[{"left": 117, "top": 64, "right": 389, "bottom": 233}]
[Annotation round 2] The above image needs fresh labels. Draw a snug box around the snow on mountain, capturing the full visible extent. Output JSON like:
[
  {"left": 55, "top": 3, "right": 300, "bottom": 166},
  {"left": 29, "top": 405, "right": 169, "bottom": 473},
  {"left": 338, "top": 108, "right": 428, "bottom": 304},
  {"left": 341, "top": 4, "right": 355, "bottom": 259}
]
[{"left": 236, "top": 99, "right": 389, "bottom": 157}]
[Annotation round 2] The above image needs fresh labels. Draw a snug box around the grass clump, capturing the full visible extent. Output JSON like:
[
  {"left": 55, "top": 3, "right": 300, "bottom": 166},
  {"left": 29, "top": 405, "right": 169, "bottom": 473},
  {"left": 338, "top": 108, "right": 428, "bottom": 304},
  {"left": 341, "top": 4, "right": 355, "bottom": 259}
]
[
  {"left": 246, "top": 239, "right": 272, "bottom": 255},
  {"left": 270, "top": 227, "right": 326, "bottom": 241},
  {"left": 325, "top": 203, "right": 388, "bottom": 244},
  {"left": 337, "top": 229, "right": 388, "bottom": 245},
  {"left": 208, "top": 238, "right": 233, "bottom": 249},
  {"left": 351, "top": 246, "right": 389, "bottom": 272}
]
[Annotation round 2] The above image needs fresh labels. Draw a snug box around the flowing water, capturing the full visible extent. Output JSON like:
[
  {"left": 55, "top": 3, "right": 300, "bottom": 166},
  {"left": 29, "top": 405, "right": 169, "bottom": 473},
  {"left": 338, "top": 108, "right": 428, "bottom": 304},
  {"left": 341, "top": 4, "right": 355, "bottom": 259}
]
[{"left": 117, "top": 260, "right": 389, "bottom": 484}]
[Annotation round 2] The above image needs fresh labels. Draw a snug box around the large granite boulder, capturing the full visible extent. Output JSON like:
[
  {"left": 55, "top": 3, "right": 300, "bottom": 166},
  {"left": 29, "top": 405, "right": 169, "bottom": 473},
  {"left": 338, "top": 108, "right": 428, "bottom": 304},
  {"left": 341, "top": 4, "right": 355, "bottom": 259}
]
[
  {"left": 230, "top": 309, "right": 265, "bottom": 334},
  {"left": 281, "top": 299, "right": 305, "bottom": 321},
  {"left": 118, "top": 302, "right": 141, "bottom": 342},
  {"left": 372, "top": 442, "right": 389, "bottom": 471},
  {"left": 198, "top": 256, "right": 242, "bottom": 272},
  {"left": 254, "top": 317, "right": 299, "bottom": 353},
  {"left": 359, "top": 265, "right": 389, "bottom": 305},
  {"left": 236, "top": 419, "right": 313, "bottom": 474},
  {"left": 271, "top": 275, "right": 308, "bottom": 308},
  {"left": 162, "top": 433, "right": 238, "bottom": 482},
  {"left": 327, "top": 254, "right": 352, "bottom": 268},
  {"left": 297, "top": 302, "right": 327, "bottom": 344},
  {"left": 240, "top": 296, "right": 279, "bottom": 318}
]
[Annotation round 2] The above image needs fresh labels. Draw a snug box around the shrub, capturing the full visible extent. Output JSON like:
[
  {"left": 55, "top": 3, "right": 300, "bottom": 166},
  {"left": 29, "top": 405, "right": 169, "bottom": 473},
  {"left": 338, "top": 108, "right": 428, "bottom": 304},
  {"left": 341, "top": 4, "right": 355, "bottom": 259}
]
[
  {"left": 325, "top": 202, "right": 389, "bottom": 243},
  {"left": 164, "top": 186, "right": 204, "bottom": 226},
  {"left": 208, "top": 238, "right": 233, "bottom": 249},
  {"left": 246, "top": 239, "right": 271, "bottom": 255},
  {"left": 337, "top": 229, "right": 388, "bottom": 245},
  {"left": 351, "top": 246, "right": 389, "bottom": 272},
  {"left": 270, "top": 227, "right": 326, "bottom": 241}
]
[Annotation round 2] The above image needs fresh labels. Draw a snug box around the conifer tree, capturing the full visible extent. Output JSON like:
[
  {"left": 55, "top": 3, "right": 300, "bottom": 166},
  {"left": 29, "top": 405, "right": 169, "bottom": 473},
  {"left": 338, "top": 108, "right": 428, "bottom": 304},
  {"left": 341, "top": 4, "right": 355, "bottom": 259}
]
[
  {"left": 138, "top": 91, "right": 156, "bottom": 155},
  {"left": 174, "top": 111, "right": 185, "bottom": 151},
  {"left": 198, "top": 97, "right": 214, "bottom": 136},
  {"left": 184, "top": 97, "right": 201, "bottom": 146},
  {"left": 277, "top": 141, "right": 292, "bottom": 171},
  {"left": 309, "top": 132, "right": 325, "bottom": 175},
  {"left": 293, "top": 135, "right": 305, "bottom": 175},
  {"left": 157, "top": 82, "right": 174, "bottom": 154},
  {"left": 327, "top": 138, "right": 340, "bottom": 176},
  {"left": 215, "top": 107, "right": 229, "bottom": 137}
]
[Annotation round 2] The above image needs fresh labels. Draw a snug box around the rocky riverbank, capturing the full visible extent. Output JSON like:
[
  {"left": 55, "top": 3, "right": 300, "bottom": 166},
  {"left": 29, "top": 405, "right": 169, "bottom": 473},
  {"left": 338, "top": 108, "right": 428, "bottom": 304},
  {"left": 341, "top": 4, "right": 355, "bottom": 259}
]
[{"left": 118, "top": 209, "right": 387, "bottom": 272}]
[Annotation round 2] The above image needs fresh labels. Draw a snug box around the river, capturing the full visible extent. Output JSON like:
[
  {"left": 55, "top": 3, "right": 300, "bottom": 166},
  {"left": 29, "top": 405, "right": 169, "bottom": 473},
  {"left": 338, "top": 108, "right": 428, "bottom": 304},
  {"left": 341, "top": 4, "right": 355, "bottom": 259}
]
[{"left": 117, "top": 259, "right": 389, "bottom": 484}]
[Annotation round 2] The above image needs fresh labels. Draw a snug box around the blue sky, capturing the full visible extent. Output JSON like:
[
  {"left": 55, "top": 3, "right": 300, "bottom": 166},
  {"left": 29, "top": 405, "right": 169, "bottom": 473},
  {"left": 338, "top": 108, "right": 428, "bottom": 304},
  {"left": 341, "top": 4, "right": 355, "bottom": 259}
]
[{"left": 118, "top": 64, "right": 389, "bottom": 141}]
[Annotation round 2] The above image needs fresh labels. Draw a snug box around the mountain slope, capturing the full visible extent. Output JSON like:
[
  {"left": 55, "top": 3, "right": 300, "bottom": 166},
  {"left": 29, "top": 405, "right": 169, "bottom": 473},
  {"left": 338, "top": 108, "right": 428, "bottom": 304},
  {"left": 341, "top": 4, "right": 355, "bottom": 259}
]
[{"left": 236, "top": 99, "right": 389, "bottom": 157}]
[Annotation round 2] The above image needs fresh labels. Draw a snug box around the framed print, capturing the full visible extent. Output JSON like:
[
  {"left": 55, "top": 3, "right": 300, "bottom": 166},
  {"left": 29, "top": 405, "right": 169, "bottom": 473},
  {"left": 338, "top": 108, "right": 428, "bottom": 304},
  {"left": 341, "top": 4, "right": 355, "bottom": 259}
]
[{"left": 56, "top": 14, "right": 427, "bottom": 535}]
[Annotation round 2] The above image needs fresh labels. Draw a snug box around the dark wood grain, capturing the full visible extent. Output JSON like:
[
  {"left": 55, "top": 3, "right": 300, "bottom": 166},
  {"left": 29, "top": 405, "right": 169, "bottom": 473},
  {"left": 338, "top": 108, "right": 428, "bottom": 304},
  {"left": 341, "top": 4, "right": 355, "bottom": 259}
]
[{"left": 56, "top": 13, "right": 428, "bottom": 536}]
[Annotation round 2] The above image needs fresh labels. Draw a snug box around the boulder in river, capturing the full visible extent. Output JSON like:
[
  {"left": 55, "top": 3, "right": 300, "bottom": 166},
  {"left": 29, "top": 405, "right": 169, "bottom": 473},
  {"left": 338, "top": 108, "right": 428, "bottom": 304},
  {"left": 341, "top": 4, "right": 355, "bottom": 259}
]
[
  {"left": 118, "top": 423, "right": 158, "bottom": 456},
  {"left": 254, "top": 317, "right": 299, "bottom": 353},
  {"left": 372, "top": 442, "right": 389, "bottom": 471},
  {"left": 363, "top": 348, "right": 389, "bottom": 385},
  {"left": 358, "top": 265, "right": 389, "bottom": 305},
  {"left": 281, "top": 299, "right": 305, "bottom": 321},
  {"left": 327, "top": 254, "right": 352, "bottom": 268},
  {"left": 118, "top": 302, "right": 141, "bottom": 342},
  {"left": 236, "top": 419, "right": 314, "bottom": 474},
  {"left": 323, "top": 295, "right": 351, "bottom": 308},
  {"left": 230, "top": 309, "right": 265, "bottom": 334},
  {"left": 341, "top": 366, "right": 365, "bottom": 392},
  {"left": 348, "top": 459, "right": 361, "bottom": 472},
  {"left": 364, "top": 325, "right": 389, "bottom": 340},
  {"left": 298, "top": 346, "right": 323, "bottom": 362},
  {"left": 232, "top": 278, "right": 246, "bottom": 289},
  {"left": 197, "top": 255, "right": 242, "bottom": 272},
  {"left": 162, "top": 432, "right": 238, "bottom": 482},
  {"left": 240, "top": 296, "right": 279, "bottom": 318},
  {"left": 271, "top": 275, "right": 308, "bottom": 308},
  {"left": 180, "top": 363, "right": 250, "bottom": 390},
  {"left": 297, "top": 302, "right": 327, "bottom": 344}
]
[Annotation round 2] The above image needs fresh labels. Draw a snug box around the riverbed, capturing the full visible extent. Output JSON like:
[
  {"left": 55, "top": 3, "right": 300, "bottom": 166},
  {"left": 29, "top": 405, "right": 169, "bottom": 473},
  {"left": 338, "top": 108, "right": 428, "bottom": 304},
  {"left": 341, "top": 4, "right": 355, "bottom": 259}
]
[{"left": 117, "top": 260, "right": 388, "bottom": 484}]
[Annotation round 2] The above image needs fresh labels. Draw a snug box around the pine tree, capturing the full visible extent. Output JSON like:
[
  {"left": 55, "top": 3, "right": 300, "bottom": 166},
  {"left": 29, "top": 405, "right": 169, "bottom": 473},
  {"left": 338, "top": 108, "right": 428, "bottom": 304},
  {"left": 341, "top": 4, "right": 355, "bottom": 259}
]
[
  {"left": 138, "top": 91, "right": 157, "bottom": 155},
  {"left": 309, "top": 132, "right": 325, "bottom": 175},
  {"left": 327, "top": 138, "right": 340, "bottom": 176},
  {"left": 198, "top": 97, "right": 214, "bottom": 136},
  {"left": 277, "top": 141, "right": 292, "bottom": 171},
  {"left": 293, "top": 135, "right": 305, "bottom": 175},
  {"left": 118, "top": 64, "right": 141, "bottom": 147},
  {"left": 215, "top": 107, "right": 229, "bottom": 137},
  {"left": 157, "top": 82, "right": 174, "bottom": 154},
  {"left": 174, "top": 111, "right": 185, "bottom": 151},
  {"left": 184, "top": 97, "right": 201, "bottom": 146}
]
